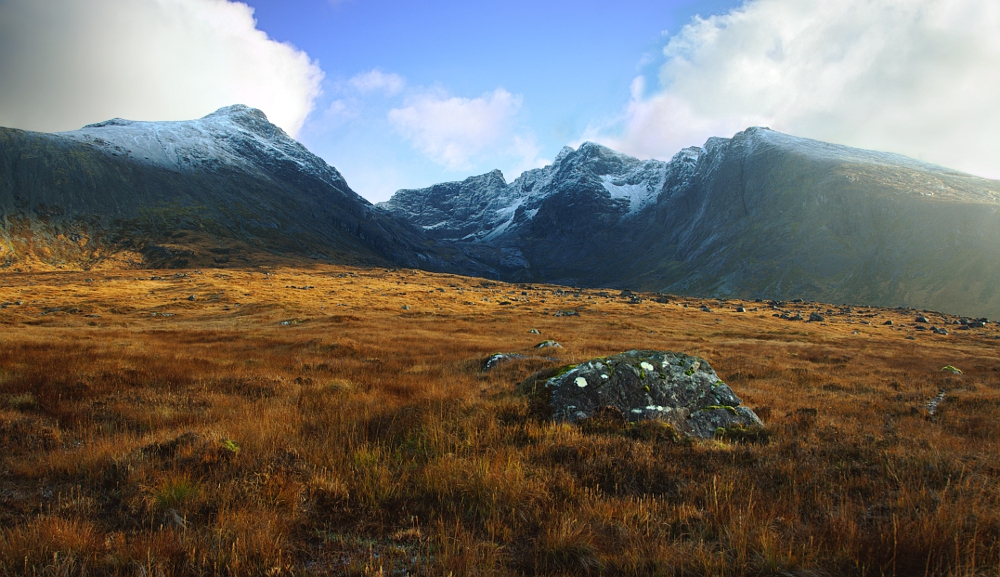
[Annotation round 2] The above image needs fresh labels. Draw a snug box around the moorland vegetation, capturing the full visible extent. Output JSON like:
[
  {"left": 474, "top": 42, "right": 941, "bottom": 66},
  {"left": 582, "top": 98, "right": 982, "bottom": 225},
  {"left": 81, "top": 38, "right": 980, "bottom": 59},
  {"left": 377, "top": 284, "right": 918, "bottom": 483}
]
[{"left": 1, "top": 265, "right": 998, "bottom": 576}]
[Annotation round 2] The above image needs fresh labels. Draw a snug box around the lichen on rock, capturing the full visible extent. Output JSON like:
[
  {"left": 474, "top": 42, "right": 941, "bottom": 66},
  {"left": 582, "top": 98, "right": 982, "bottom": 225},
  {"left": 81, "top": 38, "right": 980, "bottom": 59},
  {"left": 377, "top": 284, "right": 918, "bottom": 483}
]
[{"left": 539, "top": 349, "right": 763, "bottom": 438}]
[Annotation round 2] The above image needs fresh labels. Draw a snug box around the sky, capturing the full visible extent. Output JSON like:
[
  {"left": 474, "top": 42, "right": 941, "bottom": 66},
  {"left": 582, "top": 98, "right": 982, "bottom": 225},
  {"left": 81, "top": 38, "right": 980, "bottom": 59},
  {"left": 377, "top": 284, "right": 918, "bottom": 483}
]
[{"left": 1, "top": 0, "right": 999, "bottom": 203}]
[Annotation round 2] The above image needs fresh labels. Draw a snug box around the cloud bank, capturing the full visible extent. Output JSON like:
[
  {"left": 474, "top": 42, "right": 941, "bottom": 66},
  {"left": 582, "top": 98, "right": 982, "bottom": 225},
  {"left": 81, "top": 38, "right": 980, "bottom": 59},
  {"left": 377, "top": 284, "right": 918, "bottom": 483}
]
[
  {"left": 0, "top": 0, "right": 323, "bottom": 136},
  {"left": 389, "top": 88, "right": 543, "bottom": 172},
  {"left": 593, "top": 0, "right": 1000, "bottom": 178}
]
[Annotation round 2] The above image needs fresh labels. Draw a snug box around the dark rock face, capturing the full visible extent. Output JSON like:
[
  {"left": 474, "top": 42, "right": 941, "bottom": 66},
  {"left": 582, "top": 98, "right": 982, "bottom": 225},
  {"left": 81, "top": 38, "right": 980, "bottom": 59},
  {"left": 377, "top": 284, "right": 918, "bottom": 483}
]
[
  {"left": 382, "top": 128, "right": 1000, "bottom": 318},
  {"left": 543, "top": 350, "right": 762, "bottom": 439}
]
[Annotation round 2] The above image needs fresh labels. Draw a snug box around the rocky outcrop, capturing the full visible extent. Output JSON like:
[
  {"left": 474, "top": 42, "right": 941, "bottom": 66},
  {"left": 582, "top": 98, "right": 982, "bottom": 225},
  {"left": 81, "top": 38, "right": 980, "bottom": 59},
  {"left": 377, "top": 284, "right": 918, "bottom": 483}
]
[{"left": 533, "top": 350, "right": 762, "bottom": 439}]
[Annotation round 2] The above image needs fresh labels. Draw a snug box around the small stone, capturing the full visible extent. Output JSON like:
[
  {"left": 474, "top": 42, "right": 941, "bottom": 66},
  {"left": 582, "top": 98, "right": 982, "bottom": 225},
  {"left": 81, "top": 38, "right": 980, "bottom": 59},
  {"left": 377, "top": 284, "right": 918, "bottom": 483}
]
[
  {"left": 553, "top": 310, "right": 579, "bottom": 317},
  {"left": 536, "top": 340, "right": 562, "bottom": 348},
  {"left": 483, "top": 353, "right": 528, "bottom": 371},
  {"left": 808, "top": 312, "right": 825, "bottom": 322},
  {"left": 529, "top": 329, "right": 540, "bottom": 334},
  {"left": 187, "top": 295, "right": 196, "bottom": 301},
  {"left": 736, "top": 306, "right": 746, "bottom": 313},
  {"left": 883, "top": 320, "right": 894, "bottom": 326},
  {"left": 401, "top": 305, "right": 410, "bottom": 310},
  {"left": 915, "top": 316, "right": 929, "bottom": 323}
]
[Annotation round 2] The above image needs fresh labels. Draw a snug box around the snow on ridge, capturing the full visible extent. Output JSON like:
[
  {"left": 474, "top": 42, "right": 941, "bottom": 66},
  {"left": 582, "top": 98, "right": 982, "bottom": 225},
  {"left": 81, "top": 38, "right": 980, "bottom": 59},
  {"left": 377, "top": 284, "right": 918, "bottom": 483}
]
[{"left": 55, "top": 106, "right": 324, "bottom": 180}]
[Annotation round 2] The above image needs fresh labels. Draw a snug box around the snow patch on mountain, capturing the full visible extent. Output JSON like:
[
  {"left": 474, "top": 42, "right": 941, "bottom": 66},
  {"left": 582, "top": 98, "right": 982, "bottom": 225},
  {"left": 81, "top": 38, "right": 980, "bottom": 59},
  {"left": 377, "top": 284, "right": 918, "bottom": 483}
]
[
  {"left": 381, "top": 140, "right": 684, "bottom": 243},
  {"left": 601, "top": 178, "right": 658, "bottom": 215}
]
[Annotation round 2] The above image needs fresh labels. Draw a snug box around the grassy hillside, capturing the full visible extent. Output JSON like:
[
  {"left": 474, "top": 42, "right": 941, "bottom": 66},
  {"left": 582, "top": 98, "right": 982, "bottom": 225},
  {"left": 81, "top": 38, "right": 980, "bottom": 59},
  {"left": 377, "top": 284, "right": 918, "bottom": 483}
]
[{"left": 1, "top": 265, "right": 998, "bottom": 575}]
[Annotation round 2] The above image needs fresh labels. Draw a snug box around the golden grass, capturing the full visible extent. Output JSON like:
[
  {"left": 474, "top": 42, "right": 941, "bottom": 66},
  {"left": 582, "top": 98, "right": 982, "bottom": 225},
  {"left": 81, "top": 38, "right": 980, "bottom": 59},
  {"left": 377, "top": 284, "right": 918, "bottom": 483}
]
[{"left": 0, "top": 264, "right": 998, "bottom": 575}]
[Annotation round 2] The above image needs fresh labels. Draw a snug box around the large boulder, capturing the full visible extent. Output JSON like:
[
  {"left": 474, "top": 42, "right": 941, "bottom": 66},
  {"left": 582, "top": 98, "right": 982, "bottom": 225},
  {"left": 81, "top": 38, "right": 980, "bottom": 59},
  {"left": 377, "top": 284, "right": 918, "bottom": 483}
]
[{"left": 536, "top": 350, "right": 763, "bottom": 438}]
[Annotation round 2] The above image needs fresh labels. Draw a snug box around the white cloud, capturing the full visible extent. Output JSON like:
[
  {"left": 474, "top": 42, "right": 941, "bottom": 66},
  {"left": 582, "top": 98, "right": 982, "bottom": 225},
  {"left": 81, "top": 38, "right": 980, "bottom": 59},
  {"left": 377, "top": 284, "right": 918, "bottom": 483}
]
[
  {"left": 348, "top": 70, "right": 405, "bottom": 96},
  {"left": 593, "top": 0, "right": 1000, "bottom": 178},
  {"left": 388, "top": 88, "right": 533, "bottom": 171},
  {"left": 506, "top": 134, "right": 550, "bottom": 180},
  {"left": 0, "top": 0, "right": 323, "bottom": 136}
]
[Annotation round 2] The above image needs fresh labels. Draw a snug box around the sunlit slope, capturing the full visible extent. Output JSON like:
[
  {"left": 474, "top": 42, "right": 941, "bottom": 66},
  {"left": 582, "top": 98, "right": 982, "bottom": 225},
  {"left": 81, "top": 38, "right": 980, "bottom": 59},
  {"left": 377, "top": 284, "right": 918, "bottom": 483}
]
[
  {"left": 0, "top": 105, "right": 473, "bottom": 272},
  {"left": 634, "top": 129, "right": 1000, "bottom": 318}
]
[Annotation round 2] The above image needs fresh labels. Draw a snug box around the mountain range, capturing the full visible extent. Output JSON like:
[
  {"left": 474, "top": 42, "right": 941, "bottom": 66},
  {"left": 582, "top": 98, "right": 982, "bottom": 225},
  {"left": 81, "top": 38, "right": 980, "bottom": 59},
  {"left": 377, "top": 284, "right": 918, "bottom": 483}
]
[
  {"left": 382, "top": 129, "right": 1000, "bottom": 318},
  {"left": 2, "top": 105, "right": 1000, "bottom": 317}
]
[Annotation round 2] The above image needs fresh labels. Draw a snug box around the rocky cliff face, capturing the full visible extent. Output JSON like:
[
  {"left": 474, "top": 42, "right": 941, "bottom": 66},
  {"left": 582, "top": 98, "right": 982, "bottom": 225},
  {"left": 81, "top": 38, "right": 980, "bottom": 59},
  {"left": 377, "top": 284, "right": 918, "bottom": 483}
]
[
  {"left": 0, "top": 105, "right": 480, "bottom": 272},
  {"left": 382, "top": 128, "right": 1000, "bottom": 318}
]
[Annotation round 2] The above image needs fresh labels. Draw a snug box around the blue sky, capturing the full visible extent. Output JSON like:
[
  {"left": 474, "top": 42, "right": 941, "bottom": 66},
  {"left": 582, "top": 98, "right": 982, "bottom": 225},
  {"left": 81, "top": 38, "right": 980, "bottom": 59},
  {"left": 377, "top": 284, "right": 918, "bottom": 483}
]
[
  {"left": 241, "top": 0, "right": 745, "bottom": 200},
  {"left": 0, "top": 0, "right": 998, "bottom": 202}
]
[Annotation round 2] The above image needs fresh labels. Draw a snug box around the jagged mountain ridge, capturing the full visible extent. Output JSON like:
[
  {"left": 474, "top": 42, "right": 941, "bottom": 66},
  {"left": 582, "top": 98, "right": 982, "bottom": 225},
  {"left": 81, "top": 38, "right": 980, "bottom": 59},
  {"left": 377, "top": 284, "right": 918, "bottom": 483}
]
[
  {"left": 381, "top": 142, "right": 679, "bottom": 242},
  {"left": 381, "top": 128, "right": 1000, "bottom": 318},
  {"left": 0, "top": 105, "right": 479, "bottom": 272}
]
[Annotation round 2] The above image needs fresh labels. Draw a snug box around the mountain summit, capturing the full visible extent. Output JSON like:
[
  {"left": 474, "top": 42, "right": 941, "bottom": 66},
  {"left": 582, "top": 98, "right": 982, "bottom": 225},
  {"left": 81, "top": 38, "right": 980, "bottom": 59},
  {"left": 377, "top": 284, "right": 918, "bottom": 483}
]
[
  {"left": 0, "top": 105, "right": 475, "bottom": 271},
  {"left": 381, "top": 128, "right": 1000, "bottom": 318}
]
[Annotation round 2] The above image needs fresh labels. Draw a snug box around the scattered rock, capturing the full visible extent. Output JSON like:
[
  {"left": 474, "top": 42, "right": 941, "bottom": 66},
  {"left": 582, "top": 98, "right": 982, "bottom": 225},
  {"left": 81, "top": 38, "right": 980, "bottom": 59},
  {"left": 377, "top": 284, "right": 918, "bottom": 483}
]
[
  {"left": 529, "top": 329, "right": 540, "bottom": 334},
  {"left": 654, "top": 296, "right": 671, "bottom": 304},
  {"left": 526, "top": 350, "right": 763, "bottom": 439},
  {"left": 736, "top": 306, "right": 746, "bottom": 313},
  {"left": 483, "top": 353, "right": 528, "bottom": 371},
  {"left": 401, "top": 305, "right": 411, "bottom": 310},
  {"left": 536, "top": 340, "right": 562, "bottom": 349},
  {"left": 934, "top": 328, "right": 949, "bottom": 335},
  {"left": 553, "top": 310, "right": 579, "bottom": 317},
  {"left": 187, "top": 295, "right": 196, "bottom": 301},
  {"left": 926, "top": 389, "right": 947, "bottom": 418},
  {"left": 808, "top": 312, "right": 825, "bottom": 322},
  {"left": 915, "top": 316, "right": 929, "bottom": 323},
  {"left": 883, "top": 320, "right": 894, "bottom": 326}
]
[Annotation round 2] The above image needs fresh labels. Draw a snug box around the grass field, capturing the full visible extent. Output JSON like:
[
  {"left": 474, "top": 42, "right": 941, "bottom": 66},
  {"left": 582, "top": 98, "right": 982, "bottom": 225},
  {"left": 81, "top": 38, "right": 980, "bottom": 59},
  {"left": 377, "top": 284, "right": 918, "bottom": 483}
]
[{"left": 1, "top": 264, "right": 998, "bottom": 576}]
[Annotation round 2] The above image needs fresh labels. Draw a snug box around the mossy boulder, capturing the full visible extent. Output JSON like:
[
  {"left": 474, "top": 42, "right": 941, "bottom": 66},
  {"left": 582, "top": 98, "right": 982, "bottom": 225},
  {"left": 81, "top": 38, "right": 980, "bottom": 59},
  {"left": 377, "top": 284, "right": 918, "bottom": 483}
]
[{"left": 540, "top": 350, "right": 763, "bottom": 439}]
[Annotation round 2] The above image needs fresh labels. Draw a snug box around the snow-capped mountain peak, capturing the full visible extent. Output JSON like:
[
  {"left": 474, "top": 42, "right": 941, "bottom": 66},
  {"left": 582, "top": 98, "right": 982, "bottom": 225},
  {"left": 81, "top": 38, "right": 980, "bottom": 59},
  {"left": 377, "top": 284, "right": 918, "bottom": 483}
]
[
  {"left": 381, "top": 141, "right": 683, "bottom": 242},
  {"left": 57, "top": 105, "right": 361, "bottom": 204}
]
